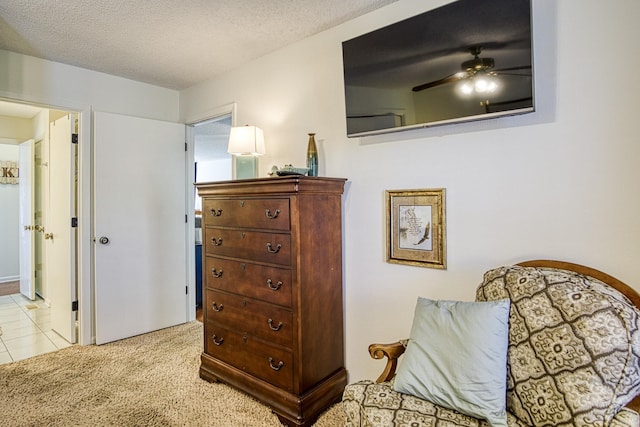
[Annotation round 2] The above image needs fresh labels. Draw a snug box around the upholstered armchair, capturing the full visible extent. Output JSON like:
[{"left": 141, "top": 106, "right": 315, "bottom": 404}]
[{"left": 343, "top": 260, "right": 640, "bottom": 427}]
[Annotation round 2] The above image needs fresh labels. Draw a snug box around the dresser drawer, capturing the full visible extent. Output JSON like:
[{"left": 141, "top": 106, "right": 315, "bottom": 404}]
[
  {"left": 203, "top": 198, "right": 290, "bottom": 231},
  {"left": 204, "top": 228, "right": 291, "bottom": 266},
  {"left": 206, "top": 289, "right": 293, "bottom": 347},
  {"left": 204, "top": 257, "right": 292, "bottom": 307},
  {"left": 204, "top": 322, "right": 293, "bottom": 392}
]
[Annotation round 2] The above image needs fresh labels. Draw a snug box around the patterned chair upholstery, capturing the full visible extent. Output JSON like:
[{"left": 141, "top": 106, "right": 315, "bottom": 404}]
[{"left": 343, "top": 261, "right": 640, "bottom": 427}]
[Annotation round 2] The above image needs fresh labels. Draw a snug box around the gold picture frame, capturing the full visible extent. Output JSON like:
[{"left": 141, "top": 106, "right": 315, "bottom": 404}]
[{"left": 386, "top": 188, "right": 446, "bottom": 269}]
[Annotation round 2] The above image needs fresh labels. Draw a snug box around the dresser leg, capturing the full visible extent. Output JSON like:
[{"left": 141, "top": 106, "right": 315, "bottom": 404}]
[
  {"left": 275, "top": 413, "right": 292, "bottom": 426},
  {"left": 199, "top": 370, "right": 219, "bottom": 383},
  {"left": 275, "top": 413, "right": 317, "bottom": 427},
  {"left": 273, "top": 393, "right": 343, "bottom": 427},
  {"left": 199, "top": 355, "right": 221, "bottom": 383}
]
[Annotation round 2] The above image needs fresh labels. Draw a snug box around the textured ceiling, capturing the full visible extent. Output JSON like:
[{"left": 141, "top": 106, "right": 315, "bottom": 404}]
[{"left": 0, "top": 0, "right": 398, "bottom": 91}]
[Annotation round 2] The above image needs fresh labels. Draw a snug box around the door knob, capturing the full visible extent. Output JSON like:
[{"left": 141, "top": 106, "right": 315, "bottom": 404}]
[
  {"left": 98, "top": 236, "right": 110, "bottom": 245},
  {"left": 44, "top": 233, "right": 53, "bottom": 240}
]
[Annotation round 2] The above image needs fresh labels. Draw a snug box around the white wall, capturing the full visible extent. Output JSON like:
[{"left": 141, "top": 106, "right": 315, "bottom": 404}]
[
  {"left": 180, "top": 0, "right": 640, "bottom": 382},
  {"left": 0, "top": 116, "right": 32, "bottom": 143},
  {"left": 0, "top": 116, "right": 28, "bottom": 282},
  {"left": 0, "top": 50, "right": 179, "bottom": 122},
  {"left": 0, "top": 49, "right": 180, "bottom": 345},
  {"left": 194, "top": 159, "right": 232, "bottom": 211},
  {"left": 0, "top": 143, "right": 20, "bottom": 282},
  {"left": 196, "top": 159, "right": 232, "bottom": 183}
]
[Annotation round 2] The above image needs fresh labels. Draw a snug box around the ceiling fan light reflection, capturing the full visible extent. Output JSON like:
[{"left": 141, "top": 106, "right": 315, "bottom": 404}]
[
  {"left": 457, "top": 74, "right": 499, "bottom": 96},
  {"left": 474, "top": 77, "right": 493, "bottom": 93},
  {"left": 460, "top": 81, "right": 474, "bottom": 95}
]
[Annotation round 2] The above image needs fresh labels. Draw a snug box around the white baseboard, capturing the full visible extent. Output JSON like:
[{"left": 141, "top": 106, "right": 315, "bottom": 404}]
[{"left": 0, "top": 276, "right": 19, "bottom": 284}]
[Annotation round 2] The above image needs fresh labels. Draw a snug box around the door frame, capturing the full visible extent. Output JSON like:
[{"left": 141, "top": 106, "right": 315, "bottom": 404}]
[
  {"left": 184, "top": 102, "right": 237, "bottom": 321},
  {"left": 1, "top": 96, "right": 92, "bottom": 346},
  {"left": 18, "top": 138, "right": 35, "bottom": 300},
  {"left": 4, "top": 97, "right": 234, "bottom": 346}
]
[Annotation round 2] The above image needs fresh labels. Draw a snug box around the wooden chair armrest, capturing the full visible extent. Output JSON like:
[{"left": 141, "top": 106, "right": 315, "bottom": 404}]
[
  {"left": 368, "top": 340, "right": 407, "bottom": 383},
  {"left": 626, "top": 395, "right": 640, "bottom": 412}
]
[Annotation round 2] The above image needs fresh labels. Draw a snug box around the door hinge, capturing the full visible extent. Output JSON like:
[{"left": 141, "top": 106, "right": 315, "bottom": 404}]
[
  {"left": 72, "top": 133, "right": 78, "bottom": 144},
  {"left": 185, "top": 214, "right": 188, "bottom": 223},
  {"left": 185, "top": 286, "right": 188, "bottom": 295},
  {"left": 185, "top": 142, "right": 188, "bottom": 152},
  {"left": 72, "top": 301, "right": 78, "bottom": 311},
  {"left": 71, "top": 217, "right": 78, "bottom": 228}
]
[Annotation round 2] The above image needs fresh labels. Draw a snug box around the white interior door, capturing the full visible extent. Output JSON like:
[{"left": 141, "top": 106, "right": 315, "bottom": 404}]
[
  {"left": 94, "top": 111, "right": 187, "bottom": 345},
  {"left": 19, "top": 139, "right": 35, "bottom": 300},
  {"left": 47, "top": 114, "right": 77, "bottom": 344}
]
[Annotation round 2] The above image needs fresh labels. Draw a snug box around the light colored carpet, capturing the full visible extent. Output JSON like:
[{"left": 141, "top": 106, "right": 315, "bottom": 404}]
[{"left": 0, "top": 321, "right": 344, "bottom": 426}]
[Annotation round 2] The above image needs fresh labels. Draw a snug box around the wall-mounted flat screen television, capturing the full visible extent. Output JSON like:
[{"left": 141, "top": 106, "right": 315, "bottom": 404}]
[{"left": 342, "top": 0, "right": 534, "bottom": 137}]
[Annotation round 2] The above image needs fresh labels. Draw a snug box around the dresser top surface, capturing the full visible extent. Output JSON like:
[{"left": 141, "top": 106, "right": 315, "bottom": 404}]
[{"left": 196, "top": 176, "right": 347, "bottom": 197}]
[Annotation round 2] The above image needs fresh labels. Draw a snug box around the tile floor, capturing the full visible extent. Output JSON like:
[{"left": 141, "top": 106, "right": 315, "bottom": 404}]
[{"left": 0, "top": 293, "right": 73, "bottom": 365}]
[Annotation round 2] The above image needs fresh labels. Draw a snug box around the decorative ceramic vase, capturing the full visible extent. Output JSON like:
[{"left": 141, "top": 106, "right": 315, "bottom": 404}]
[{"left": 306, "top": 133, "right": 318, "bottom": 176}]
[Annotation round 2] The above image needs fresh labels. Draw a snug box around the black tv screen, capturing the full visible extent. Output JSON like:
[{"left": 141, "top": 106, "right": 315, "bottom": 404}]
[{"left": 342, "top": 0, "right": 534, "bottom": 137}]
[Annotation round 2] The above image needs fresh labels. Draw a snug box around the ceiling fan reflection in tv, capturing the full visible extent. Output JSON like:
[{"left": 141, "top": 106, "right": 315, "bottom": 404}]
[
  {"left": 412, "top": 46, "right": 532, "bottom": 99},
  {"left": 341, "top": 0, "right": 534, "bottom": 137}
]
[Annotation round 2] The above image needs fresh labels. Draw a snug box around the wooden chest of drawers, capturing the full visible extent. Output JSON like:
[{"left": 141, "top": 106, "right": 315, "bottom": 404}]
[{"left": 196, "top": 176, "right": 347, "bottom": 426}]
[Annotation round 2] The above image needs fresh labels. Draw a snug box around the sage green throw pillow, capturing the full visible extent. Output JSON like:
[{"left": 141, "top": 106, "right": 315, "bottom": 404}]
[{"left": 393, "top": 297, "right": 510, "bottom": 427}]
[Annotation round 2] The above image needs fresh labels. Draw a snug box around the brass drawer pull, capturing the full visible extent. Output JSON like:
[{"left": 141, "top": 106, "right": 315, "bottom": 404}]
[
  {"left": 210, "top": 208, "right": 222, "bottom": 217},
  {"left": 212, "top": 334, "right": 224, "bottom": 346},
  {"left": 268, "top": 319, "right": 283, "bottom": 331},
  {"left": 267, "top": 279, "right": 282, "bottom": 291},
  {"left": 211, "top": 268, "right": 223, "bottom": 278},
  {"left": 268, "top": 357, "right": 284, "bottom": 371},
  {"left": 265, "top": 209, "right": 280, "bottom": 219},
  {"left": 212, "top": 302, "right": 224, "bottom": 312},
  {"left": 211, "top": 237, "right": 223, "bottom": 246},
  {"left": 266, "top": 243, "right": 282, "bottom": 253}
]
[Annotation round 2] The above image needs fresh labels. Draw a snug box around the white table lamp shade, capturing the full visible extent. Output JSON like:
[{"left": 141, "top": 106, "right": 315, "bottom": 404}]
[{"left": 228, "top": 126, "right": 265, "bottom": 156}]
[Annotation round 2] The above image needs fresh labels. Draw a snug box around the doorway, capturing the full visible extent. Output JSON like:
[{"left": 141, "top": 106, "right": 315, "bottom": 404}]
[
  {"left": 0, "top": 99, "right": 78, "bottom": 345},
  {"left": 189, "top": 113, "right": 233, "bottom": 321}
]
